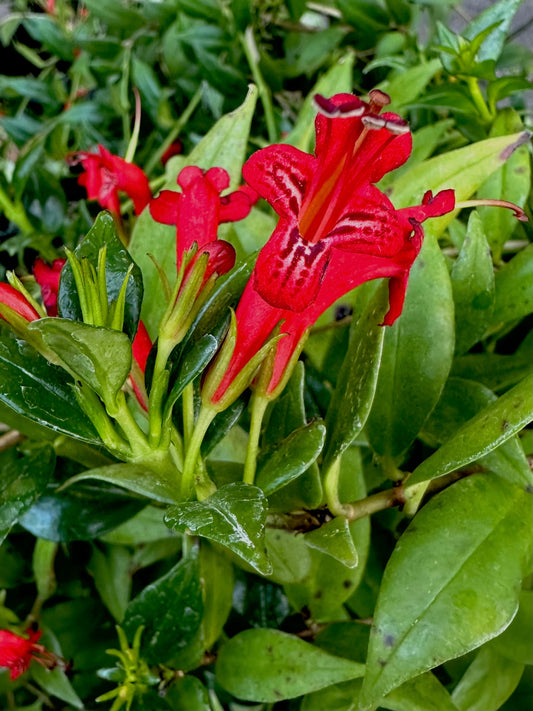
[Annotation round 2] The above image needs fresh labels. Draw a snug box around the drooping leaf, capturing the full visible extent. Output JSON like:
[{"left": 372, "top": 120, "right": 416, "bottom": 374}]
[
  {"left": 451, "top": 212, "right": 494, "bottom": 355},
  {"left": 361, "top": 474, "right": 532, "bottom": 707},
  {"left": 215, "top": 628, "right": 365, "bottom": 702},
  {"left": 0, "top": 329, "right": 100, "bottom": 444},
  {"left": 409, "top": 372, "right": 533, "bottom": 486},
  {"left": 302, "top": 516, "right": 358, "bottom": 568},
  {"left": 0, "top": 445, "right": 55, "bottom": 544},
  {"left": 365, "top": 232, "right": 454, "bottom": 462},
  {"left": 165, "top": 482, "right": 272, "bottom": 574},
  {"left": 58, "top": 212, "right": 143, "bottom": 339}
]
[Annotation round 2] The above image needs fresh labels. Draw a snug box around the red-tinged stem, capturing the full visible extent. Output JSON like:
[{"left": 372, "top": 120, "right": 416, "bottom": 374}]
[{"left": 456, "top": 199, "right": 528, "bottom": 222}]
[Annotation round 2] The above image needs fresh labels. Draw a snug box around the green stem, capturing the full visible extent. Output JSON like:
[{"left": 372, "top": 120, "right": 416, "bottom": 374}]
[
  {"left": 181, "top": 405, "right": 217, "bottom": 499},
  {"left": 0, "top": 185, "right": 34, "bottom": 234},
  {"left": 182, "top": 383, "right": 195, "bottom": 449},
  {"left": 144, "top": 85, "right": 203, "bottom": 174},
  {"left": 240, "top": 28, "right": 277, "bottom": 143},
  {"left": 112, "top": 391, "right": 151, "bottom": 456},
  {"left": 466, "top": 77, "right": 492, "bottom": 123},
  {"left": 243, "top": 393, "right": 269, "bottom": 485}
]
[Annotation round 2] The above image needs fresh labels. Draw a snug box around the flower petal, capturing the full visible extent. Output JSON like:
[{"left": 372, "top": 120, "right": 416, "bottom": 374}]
[{"left": 243, "top": 144, "right": 315, "bottom": 220}]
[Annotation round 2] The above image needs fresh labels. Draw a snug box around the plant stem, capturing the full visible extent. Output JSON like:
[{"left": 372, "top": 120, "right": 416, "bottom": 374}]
[
  {"left": 243, "top": 392, "right": 269, "bottom": 485},
  {"left": 466, "top": 77, "right": 492, "bottom": 123},
  {"left": 182, "top": 383, "right": 195, "bottom": 448},
  {"left": 240, "top": 28, "right": 277, "bottom": 143},
  {"left": 181, "top": 405, "right": 217, "bottom": 499},
  {"left": 324, "top": 456, "right": 354, "bottom": 518}
]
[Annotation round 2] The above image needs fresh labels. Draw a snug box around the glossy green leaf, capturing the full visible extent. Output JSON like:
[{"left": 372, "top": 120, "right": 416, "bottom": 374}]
[
  {"left": 323, "top": 281, "right": 388, "bottom": 470},
  {"left": 410, "top": 372, "right": 533, "bottom": 486},
  {"left": 0, "top": 329, "right": 100, "bottom": 444},
  {"left": 264, "top": 528, "right": 312, "bottom": 585},
  {"left": 60, "top": 462, "right": 180, "bottom": 504},
  {"left": 19, "top": 485, "right": 144, "bottom": 542},
  {"left": 490, "top": 590, "right": 533, "bottom": 666},
  {"left": 422, "top": 377, "right": 532, "bottom": 488},
  {"left": 165, "top": 482, "right": 272, "bottom": 574},
  {"left": 58, "top": 212, "right": 143, "bottom": 339},
  {"left": 29, "top": 318, "right": 132, "bottom": 410},
  {"left": 165, "top": 675, "right": 211, "bottom": 711},
  {"left": 452, "top": 349, "right": 533, "bottom": 392},
  {"left": 477, "top": 110, "right": 531, "bottom": 262},
  {"left": 129, "top": 88, "right": 257, "bottom": 331},
  {"left": 365, "top": 232, "right": 454, "bottom": 462},
  {"left": 388, "top": 132, "right": 530, "bottom": 236},
  {"left": 0, "top": 445, "right": 55, "bottom": 544},
  {"left": 302, "top": 516, "right": 358, "bottom": 568},
  {"left": 451, "top": 646, "right": 524, "bottom": 711},
  {"left": 215, "top": 628, "right": 365, "bottom": 702},
  {"left": 361, "top": 474, "right": 532, "bottom": 707},
  {"left": 451, "top": 212, "right": 495, "bottom": 355},
  {"left": 489, "top": 245, "right": 533, "bottom": 329},
  {"left": 256, "top": 421, "right": 326, "bottom": 496},
  {"left": 199, "top": 541, "right": 234, "bottom": 649},
  {"left": 123, "top": 553, "right": 204, "bottom": 666},
  {"left": 164, "top": 335, "right": 218, "bottom": 417}
]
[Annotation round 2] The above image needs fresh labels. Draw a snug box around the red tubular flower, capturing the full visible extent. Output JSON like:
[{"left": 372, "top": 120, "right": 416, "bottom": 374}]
[
  {"left": 130, "top": 320, "right": 152, "bottom": 410},
  {"left": 73, "top": 145, "right": 151, "bottom": 216},
  {"left": 33, "top": 258, "right": 66, "bottom": 317},
  {"left": 150, "top": 166, "right": 256, "bottom": 279},
  {"left": 0, "top": 283, "right": 40, "bottom": 322},
  {"left": 0, "top": 628, "right": 60, "bottom": 680},
  {"left": 210, "top": 91, "right": 455, "bottom": 400}
]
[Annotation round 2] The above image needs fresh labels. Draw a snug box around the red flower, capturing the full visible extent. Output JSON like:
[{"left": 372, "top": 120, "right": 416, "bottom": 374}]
[
  {"left": 0, "top": 284, "right": 40, "bottom": 322},
  {"left": 0, "top": 628, "right": 59, "bottom": 680},
  {"left": 73, "top": 145, "right": 151, "bottom": 216},
  {"left": 130, "top": 320, "right": 152, "bottom": 410},
  {"left": 150, "top": 166, "right": 256, "bottom": 279},
  {"left": 33, "top": 258, "right": 66, "bottom": 317},
  {"left": 210, "top": 92, "right": 455, "bottom": 399}
]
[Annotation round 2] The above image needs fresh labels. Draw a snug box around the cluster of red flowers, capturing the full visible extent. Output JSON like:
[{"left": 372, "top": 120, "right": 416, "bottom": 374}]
[{"left": 0, "top": 91, "right": 455, "bottom": 412}]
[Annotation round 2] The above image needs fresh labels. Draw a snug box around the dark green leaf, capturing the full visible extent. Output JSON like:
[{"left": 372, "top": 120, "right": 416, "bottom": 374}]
[
  {"left": 165, "top": 675, "right": 211, "bottom": 711},
  {"left": 165, "top": 482, "right": 272, "bottom": 574},
  {"left": 165, "top": 335, "right": 218, "bottom": 417},
  {"left": 199, "top": 542, "right": 234, "bottom": 649},
  {"left": 0, "top": 329, "right": 100, "bottom": 444},
  {"left": 123, "top": 554, "right": 204, "bottom": 667},
  {"left": 0, "top": 445, "right": 55, "bottom": 544},
  {"left": 216, "top": 628, "right": 365, "bottom": 702},
  {"left": 489, "top": 245, "right": 533, "bottom": 329},
  {"left": 58, "top": 212, "right": 143, "bottom": 340},
  {"left": 361, "top": 474, "right": 532, "bottom": 706},
  {"left": 410, "top": 372, "right": 533, "bottom": 486}
]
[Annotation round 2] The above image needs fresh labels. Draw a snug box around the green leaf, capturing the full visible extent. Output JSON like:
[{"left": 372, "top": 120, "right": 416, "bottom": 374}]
[
  {"left": 451, "top": 646, "right": 524, "bottom": 711},
  {"left": 28, "top": 318, "right": 132, "bottom": 411},
  {"left": 31, "top": 629, "right": 84, "bottom": 709},
  {"left": 122, "top": 553, "right": 204, "bottom": 667},
  {"left": 82, "top": 0, "right": 145, "bottom": 31},
  {"left": 451, "top": 212, "right": 495, "bottom": 355},
  {"left": 388, "top": 132, "right": 530, "bottom": 237},
  {"left": 378, "top": 59, "right": 442, "bottom": 111},
  {"left": 0, "top": 445, "right": 55, "bottom": 544},
  {"left": 489, "top": 245, "right": 533, "bottom": 329},
  {"left": 365, "top": 232, "right": 455, "bottom": 462},
  {"left": 323, "top": 281, "right": 388, "bottom": 470},
  {"left": 165, "top": 335, "right": 218, "bottom": 416},
  {"left": 361, "top": 474, "right": 532, "bottom": 707},
  {"left": 0, "top": 329, "right": 100, "bottom": 444},
  {"left": 60, "top": 463, "right": 180, "bottom": 504},
  {"left": 89, "top": 544, "right": 132, "bottom": 622},
  {"left": 409, "top": 372, "right": 533, "bottom": 486},
  {"left": 256, "top": 421, "right": 326, "bottom": 496},
  {"left": 58, "top": 212, "right": 143, "bottom": 340},
  {"left": 422, "top": 377, "right": 533, "bottom": 489},
  {"left": 302, "top": 516, "right": 358, "bottom": 568},
  {"left": 215, "top": 628, "right": 365, "bottom": 702},
  {"left": 462, "top": 0, "right": 523, "bottom": 63},
  {"left": 199, "top": 541, "right": 234, "bottom": 649},
  {"left": 477, "top": 110, "right": 531, "bottom": 262},
  {"left": 165, "top": 482, "right": 272, "bottom": 574},
  {"left": 129, "top": 88, "right": 257, "bottom": 331},
  {"left": 490, "top": 590, "right": 533, "bottom": 666},
  {"left": 165, "top": 675, "right": 211, "bottom": 711}
]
